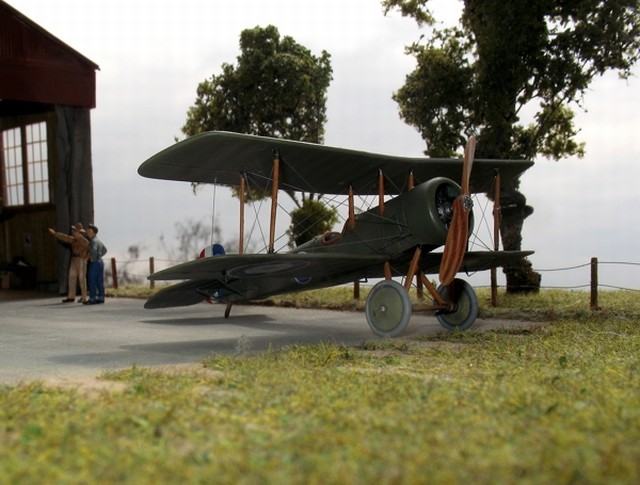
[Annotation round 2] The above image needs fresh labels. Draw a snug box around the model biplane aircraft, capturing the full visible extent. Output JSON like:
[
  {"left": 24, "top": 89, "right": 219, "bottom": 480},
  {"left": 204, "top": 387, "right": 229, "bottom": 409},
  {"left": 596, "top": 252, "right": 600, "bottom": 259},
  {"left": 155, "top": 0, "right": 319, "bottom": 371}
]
[{"left": 138, "top": 131, "right": 533, "bottom": 337}]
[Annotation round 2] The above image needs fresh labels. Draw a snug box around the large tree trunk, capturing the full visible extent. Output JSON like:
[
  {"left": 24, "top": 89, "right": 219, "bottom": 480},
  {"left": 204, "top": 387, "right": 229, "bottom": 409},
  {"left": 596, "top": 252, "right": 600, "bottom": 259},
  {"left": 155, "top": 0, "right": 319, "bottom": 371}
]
[
  {"left": 499, "top": 179, "right": 540, "bottom": 293},
  {"left": 466, "top": 0, "right": 543, "bottom": 293}
]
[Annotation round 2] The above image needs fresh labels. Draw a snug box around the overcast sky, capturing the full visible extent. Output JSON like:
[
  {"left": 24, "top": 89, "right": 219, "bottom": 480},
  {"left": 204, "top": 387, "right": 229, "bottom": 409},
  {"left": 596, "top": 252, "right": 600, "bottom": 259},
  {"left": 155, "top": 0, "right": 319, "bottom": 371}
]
[{"left": 8, "top": 0, "right": 640, "bottom": 290}]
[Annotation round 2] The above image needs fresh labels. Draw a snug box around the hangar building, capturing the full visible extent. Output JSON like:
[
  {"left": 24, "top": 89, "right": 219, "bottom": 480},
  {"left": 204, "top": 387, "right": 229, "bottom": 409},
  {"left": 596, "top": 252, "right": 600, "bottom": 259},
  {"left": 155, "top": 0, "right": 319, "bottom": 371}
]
[{"left": 0, "top": 1, "right": 99, "bottom": 291}]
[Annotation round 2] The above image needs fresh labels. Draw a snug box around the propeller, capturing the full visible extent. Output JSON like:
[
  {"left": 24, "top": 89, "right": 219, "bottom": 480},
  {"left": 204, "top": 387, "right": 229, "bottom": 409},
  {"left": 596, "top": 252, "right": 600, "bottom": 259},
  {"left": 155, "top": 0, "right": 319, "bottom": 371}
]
[{"left": 439, "top": 136, "right": 476, "bottom": 286}]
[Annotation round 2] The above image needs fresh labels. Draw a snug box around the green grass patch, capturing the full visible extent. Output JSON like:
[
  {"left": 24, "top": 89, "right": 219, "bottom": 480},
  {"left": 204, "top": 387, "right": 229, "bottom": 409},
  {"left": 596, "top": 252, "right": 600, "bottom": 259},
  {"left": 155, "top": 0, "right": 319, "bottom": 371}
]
[{"left": 3, "top": 290, "right": 640, "bottom": 483}]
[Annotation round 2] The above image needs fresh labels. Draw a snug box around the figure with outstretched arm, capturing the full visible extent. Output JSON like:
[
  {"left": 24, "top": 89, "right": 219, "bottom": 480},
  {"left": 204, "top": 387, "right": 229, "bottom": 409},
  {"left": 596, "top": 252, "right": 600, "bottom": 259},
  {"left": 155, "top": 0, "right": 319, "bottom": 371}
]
[{"left": 48, "top": 224, "right": 89, "bottom": 303}]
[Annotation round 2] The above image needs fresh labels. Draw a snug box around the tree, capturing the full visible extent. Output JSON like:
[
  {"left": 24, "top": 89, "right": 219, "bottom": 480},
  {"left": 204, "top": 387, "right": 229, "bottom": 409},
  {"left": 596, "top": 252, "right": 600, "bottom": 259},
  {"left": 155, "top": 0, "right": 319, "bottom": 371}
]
[
  {"left": 384, "top": 0, "right": 640, "bottom": 291},
  {"left": 182, "top": 25, "right": 336, "bottom": 248},
  {"left": 160, "top": 218, "right": 215, "bottom": 263},
  {"left": 286, "top": 199, "right": 339, "bottom": 248}
]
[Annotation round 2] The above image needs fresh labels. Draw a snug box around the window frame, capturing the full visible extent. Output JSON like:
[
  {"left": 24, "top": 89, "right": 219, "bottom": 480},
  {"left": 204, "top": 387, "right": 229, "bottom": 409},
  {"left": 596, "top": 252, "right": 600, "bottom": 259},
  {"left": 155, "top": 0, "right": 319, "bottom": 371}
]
[{"left": 1, "top": 115, "right": 53, "bottom": 211}]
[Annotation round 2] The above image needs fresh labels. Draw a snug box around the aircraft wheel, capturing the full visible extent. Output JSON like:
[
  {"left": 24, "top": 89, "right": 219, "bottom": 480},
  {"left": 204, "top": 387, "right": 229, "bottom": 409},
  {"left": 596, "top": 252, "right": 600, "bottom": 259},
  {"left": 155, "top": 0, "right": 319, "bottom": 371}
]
[
  {"left": 365, "top": 280, "right": 412, "bottom": 337},
  {"left": 435, "top": 279, "right": 479, "bottom": 331}
]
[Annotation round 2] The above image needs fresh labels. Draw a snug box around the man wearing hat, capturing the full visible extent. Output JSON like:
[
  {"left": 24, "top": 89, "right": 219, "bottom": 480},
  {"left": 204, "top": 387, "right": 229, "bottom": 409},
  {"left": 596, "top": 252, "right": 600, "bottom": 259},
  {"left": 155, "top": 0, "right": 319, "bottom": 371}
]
[
  {"left": 48, "top": 223, "right": 89, "bottom": 303},
  {"left": 85, "top": 224, "right": 108, "bottom": 304}
]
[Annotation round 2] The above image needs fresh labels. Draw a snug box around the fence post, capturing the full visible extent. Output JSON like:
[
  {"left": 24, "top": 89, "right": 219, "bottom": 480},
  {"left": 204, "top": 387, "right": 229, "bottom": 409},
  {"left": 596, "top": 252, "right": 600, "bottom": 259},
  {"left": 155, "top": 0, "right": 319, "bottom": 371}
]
[
  {"left": 149, "top": 256, "right": 155, "bottom": 289},
  {"left": 111, "top": 257, "right": 118, "bottom": 289},
  {"left": 353, "top": 280, "right": 360, "bottom": 300},
  {"left": 590, "top": 257, "right": 598, "bottom": 310}
]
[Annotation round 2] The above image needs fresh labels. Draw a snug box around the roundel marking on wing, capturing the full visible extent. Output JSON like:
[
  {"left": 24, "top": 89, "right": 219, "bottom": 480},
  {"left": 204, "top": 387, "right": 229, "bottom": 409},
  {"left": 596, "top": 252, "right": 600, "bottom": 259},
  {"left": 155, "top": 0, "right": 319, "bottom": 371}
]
[{"left": 227, "top": 260, "right": 311, "bottom": 278}]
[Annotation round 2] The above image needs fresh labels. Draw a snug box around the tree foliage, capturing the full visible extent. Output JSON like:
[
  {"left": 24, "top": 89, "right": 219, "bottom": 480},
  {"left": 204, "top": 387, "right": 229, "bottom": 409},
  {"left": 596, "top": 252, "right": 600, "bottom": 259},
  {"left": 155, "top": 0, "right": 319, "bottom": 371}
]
[
  {"left": 183, "top": 25, "right": 332, "bottom": 142},
  {"left": 182, "top": 25, "right": 336, "bottom": 246},
  {"left": 286, "top": 198, "right": 340, "bottom": 248},
  {"left": 384, "top": 0, "right": 640, "bottom": 290}
]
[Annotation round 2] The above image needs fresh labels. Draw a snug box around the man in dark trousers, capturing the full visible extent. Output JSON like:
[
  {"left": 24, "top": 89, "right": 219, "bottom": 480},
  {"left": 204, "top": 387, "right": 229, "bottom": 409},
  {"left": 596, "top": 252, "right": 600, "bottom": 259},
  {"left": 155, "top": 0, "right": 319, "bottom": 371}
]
[{"left": 85, "top": 224, "right": 107, "bottom": 304}]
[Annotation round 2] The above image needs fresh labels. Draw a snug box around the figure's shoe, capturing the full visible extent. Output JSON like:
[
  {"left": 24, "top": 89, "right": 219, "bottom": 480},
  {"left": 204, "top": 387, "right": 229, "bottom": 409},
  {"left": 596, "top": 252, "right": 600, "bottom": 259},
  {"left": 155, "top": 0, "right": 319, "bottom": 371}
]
[
  {"left": 62, "top": 298, "right": 74, "bottom": 303},
  {"left": 83, "top": 300, "right": 99, "bottom": 305}
]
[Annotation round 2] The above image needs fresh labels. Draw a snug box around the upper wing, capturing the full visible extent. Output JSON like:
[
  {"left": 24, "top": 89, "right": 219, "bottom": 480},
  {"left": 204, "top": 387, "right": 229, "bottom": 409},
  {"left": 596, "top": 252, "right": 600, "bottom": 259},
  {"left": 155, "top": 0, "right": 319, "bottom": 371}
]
[{"left": 138, "top": 131, "right": 533, "bottom": 195}]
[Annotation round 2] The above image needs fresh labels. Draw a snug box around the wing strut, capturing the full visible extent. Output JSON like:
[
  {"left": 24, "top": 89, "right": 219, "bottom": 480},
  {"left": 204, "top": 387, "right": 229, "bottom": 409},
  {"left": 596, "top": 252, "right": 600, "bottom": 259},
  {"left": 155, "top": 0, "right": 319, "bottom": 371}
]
[
  {"left": 228, "top": 173, "right": 247, "bottom": 320},
  {"left": 408, "top": 170, "right": 415, "bottom": 190},
  {"left": 378, "top": 169, "right": 385, "bottom": 216},
  {"left": 490, "top": 169, "right": 501, "bottom": 306},
  {"left": 268, "top": 150, "right": 280, "bottom": 254},
  {"left": 348, "top": 185, "right": 356, "bottom": 230},
  {"left": 405, "top": 169, "right": 425, "bottom": 298},
  {"left": 239, "top": 173, "right": 246, "bottom": 255}
]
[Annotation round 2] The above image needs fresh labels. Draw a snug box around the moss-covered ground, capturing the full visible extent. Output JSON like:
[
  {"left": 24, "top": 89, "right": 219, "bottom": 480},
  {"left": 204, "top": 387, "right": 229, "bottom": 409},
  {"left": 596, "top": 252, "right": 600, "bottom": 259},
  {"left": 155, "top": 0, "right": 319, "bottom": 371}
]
[{"left": 2, "top": 289, "right": 639, "bottom": 483}]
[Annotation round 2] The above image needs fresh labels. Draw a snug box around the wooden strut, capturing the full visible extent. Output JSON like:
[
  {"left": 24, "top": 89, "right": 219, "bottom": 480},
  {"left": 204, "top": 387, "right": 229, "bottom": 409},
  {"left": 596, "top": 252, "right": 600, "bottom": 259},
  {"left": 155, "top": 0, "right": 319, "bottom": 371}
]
[
  {"left": 378, "top": 169, "right": 385, "bottom": 216},
  {"left": 227, "top": 172, "right": 247, "bottom": 320},
  {"left": 348, "top": 184, "right": 359, "bottom": 295},
  {"left": 384, "top": 262, "right": 392, "bottom": 280},
  {"left": 402, "top": 175, "right": 447, "bottom": 306},
  {"left": 407, "top": 170, "right": 424, "bottom": 299},
  {"left": 490, "top": 170, "right": 501, "bottom": 306},
  {"left": 419, "top": 273, "right": 447, "bottom": 307},
  {"left": 226, "top": 174, "right": 246, "bottom": 320},
  {"left": 268, "top": 151, "right": 280, "bottom": 254},
  {"left": 404, "top": 246, "right": 422, "bottom": 291},
  {"left": 378, "top": 170, "right": 392, "bottom": 280},
  {"left": 239, "top": 173, "right": 246, "bottom": 255},
  {"left": 405, "top": 241, "right": 447, "bottom": 309},
  {"left": 348, "top": 185, "right": 355, "bottom": 230}
]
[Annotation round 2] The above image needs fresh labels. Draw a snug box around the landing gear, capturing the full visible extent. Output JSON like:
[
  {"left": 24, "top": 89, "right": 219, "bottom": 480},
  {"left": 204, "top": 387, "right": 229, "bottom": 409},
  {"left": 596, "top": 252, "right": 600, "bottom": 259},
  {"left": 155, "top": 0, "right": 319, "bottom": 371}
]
[
  {"left": 364, "top": 276, "right": 479, "bottom": 337},
  {"left": 365, "top": 280, "right": 412, "bottom": 338},
  {"left": 435, "top": 278, "right": 478, "bottom": 331}
]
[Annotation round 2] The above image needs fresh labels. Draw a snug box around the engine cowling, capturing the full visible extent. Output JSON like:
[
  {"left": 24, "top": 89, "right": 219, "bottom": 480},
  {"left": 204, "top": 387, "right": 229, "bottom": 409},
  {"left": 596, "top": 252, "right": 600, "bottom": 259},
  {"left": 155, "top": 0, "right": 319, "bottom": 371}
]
[{"left": 386, "top": 177, "right": 473, "bottom": 247}]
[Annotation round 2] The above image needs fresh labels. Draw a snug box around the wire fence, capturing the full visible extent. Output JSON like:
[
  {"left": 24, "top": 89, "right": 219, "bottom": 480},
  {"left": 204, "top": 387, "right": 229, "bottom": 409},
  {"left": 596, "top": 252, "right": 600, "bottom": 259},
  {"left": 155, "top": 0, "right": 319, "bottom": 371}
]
[
  {"left": 533, "top": 259, "right": 640, "bottom": 292},
  {"left": 107, "top": 256, "right": 640, "bottom": 309}
]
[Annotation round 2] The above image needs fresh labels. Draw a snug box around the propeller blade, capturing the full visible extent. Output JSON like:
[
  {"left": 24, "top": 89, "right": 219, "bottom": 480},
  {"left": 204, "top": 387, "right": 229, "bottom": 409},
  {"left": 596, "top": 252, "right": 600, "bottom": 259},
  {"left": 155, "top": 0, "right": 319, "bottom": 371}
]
[
  {"left": 439, "top": 136, "right": 476, "bottom": 286},
  {"left": 439, "top": 197, "right": 469, "bottom": 285}
]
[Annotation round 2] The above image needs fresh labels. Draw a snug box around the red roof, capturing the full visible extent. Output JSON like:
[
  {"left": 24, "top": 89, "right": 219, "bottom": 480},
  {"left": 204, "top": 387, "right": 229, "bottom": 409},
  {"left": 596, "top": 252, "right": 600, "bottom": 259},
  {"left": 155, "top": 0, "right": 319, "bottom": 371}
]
[{"left": 0, "top": 1, "right": 99, "bottom": 108}]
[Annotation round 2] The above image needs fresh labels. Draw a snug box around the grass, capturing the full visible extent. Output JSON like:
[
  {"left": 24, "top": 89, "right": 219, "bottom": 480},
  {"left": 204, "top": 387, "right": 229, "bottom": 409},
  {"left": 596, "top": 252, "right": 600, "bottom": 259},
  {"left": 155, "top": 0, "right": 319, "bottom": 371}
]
[{"left": 2, "top": 289, "right": 640, "bottom": 483}]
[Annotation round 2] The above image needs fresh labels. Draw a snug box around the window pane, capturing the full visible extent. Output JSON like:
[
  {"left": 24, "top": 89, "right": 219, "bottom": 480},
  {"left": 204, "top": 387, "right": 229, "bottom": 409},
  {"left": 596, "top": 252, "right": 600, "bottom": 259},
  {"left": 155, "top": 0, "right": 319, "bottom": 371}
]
[
  {"left": 26, "top": 121, "right": 49, "bottom": 204},
  {"left": 2, "top": 127, "right": 24, "bottom": 206},
  {"left": 1, "top": 121, "right": 49, "bottom": 207}
]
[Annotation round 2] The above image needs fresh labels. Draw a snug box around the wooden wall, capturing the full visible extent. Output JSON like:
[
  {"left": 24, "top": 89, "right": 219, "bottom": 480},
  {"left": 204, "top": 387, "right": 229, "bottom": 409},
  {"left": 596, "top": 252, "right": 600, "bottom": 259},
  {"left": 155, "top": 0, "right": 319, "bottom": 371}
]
[{"left": 1, "top": 106, "right": 93, "bottom": 291}]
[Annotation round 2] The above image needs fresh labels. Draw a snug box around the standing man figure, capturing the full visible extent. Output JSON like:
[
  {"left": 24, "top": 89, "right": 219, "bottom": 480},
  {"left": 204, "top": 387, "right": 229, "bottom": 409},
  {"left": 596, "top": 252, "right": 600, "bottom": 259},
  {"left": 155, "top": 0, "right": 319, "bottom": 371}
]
[
  {"left": 48, "top": 224, "right": 89, "bottom": 303},
  {"left": 85, "top": 224, "right": 108, "bottom": 304}
]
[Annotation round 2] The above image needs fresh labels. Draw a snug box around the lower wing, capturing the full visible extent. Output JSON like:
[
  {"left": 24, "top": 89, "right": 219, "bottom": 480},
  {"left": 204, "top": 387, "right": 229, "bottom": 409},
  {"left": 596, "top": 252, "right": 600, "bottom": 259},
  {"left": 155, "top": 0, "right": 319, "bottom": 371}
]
[
  {"left": 145, "top": 252, "right": 386, "bottom": 309},
  {"left": 420, "top": 250, "right": 535, "bottom": 275},
  {"left": 145, "top": 250, "right": 532, "bottom": 309}
]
